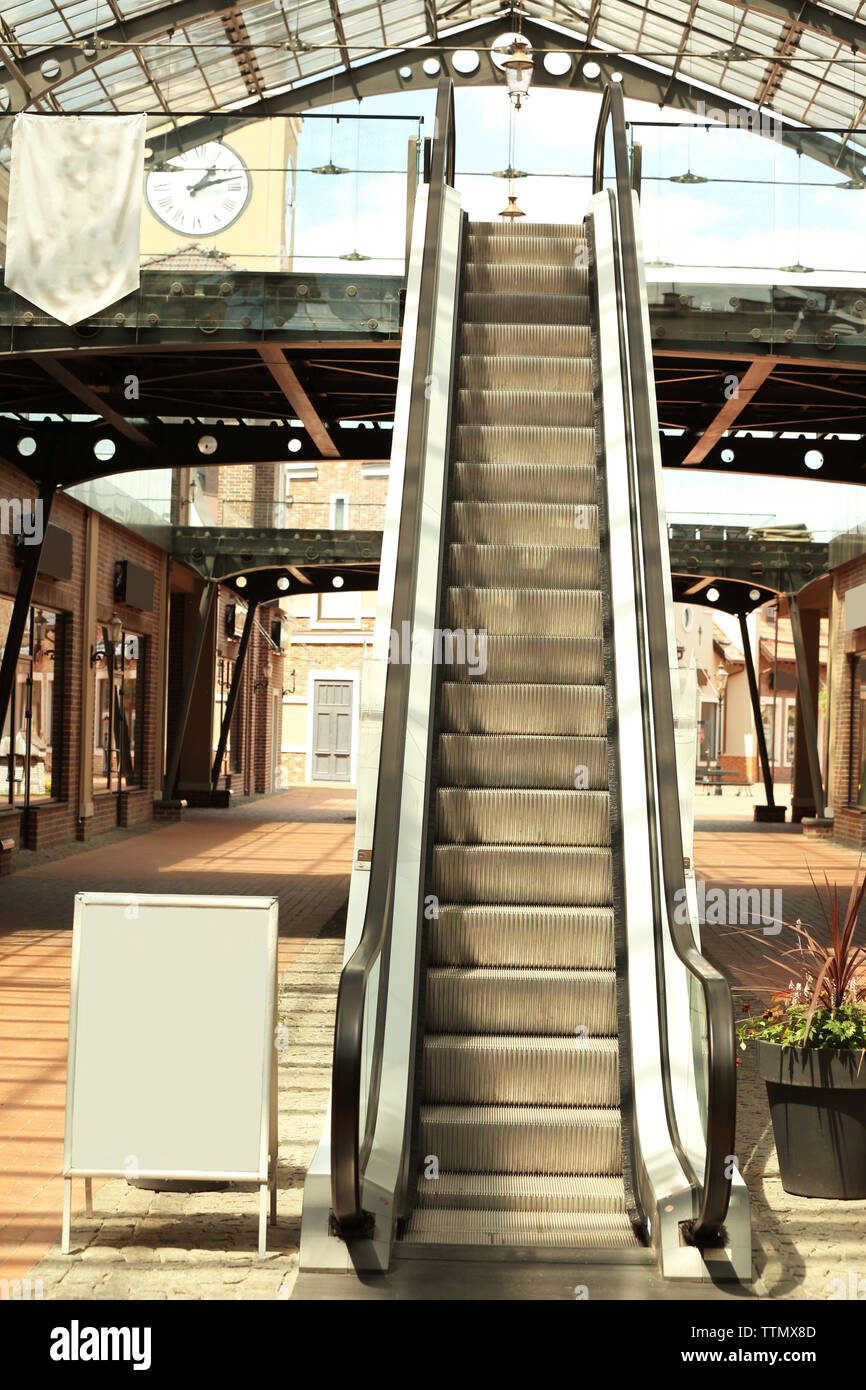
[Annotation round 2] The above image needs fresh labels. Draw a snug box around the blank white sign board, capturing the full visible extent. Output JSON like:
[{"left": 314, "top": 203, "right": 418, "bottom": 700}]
[{"left": 63, "top": 892, "right": 279, "bottom": 1256}]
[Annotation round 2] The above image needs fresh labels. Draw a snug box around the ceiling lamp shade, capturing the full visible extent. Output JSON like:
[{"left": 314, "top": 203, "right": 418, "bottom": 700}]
[
  {"left": 504, "top": 40, "right": 534, "bottom": 110},
  {"left": 340, "top": 249, "right": 371, "bottom": 260},
  {"left": 499, "top": 194, "right": 525, "bottom": 220},
  {"left": 669, "top": 170, "right": 709, "bottom": 184},
  {"left": 493, "top": 165, "right": 528, "bottom": 179},
  {"left": 312, "top": 161, "right": 349, "bottom": 175}
]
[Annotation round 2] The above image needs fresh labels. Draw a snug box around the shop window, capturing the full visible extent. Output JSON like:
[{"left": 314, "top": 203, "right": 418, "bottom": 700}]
[
  {"left": 214, "top": 656, "right": 237, "bottom": 781},
  {"left": 92, "top": 626, "right": 145, "bottom": 793},
  {"left": 0, "top": 601, "right": 62, "bottom": 806},
  {"left": 854, "top": 656, "right": 866, "bottom": 808}
]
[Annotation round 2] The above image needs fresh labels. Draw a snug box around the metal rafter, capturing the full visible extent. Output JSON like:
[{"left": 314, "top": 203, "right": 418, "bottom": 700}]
[{"left": 139, "top": 17, "right": 866, "bottom": 182}]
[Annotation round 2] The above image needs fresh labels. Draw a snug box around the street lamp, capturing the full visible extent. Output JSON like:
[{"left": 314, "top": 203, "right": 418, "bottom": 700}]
[{"left": 715, "top": 665, "right": 729, "bottom": 792}]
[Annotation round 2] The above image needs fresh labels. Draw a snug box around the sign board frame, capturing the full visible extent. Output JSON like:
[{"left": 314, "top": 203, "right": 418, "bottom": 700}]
[{"left": 62, "top": 892, "right": 280, "bottom": 1258}]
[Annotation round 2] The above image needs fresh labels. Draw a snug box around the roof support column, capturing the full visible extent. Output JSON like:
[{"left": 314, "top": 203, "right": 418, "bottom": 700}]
[
  {"left": 737, "top": 610, "right": 785, "bottom": 822},
  {"left": 211, "top": 597, "right": 257, "bottom": 791}
]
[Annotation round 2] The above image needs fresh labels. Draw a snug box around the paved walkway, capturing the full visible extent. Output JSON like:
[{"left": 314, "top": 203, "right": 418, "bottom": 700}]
[
  {"left": 0, "top": 788, "right": 355, "bottom": 1288},
  {"left": 7, "top": 787, "right": 866, "bottom": 1300},
  {"left": 694, "top": 802, "right": 866, "bottom": 1300}
]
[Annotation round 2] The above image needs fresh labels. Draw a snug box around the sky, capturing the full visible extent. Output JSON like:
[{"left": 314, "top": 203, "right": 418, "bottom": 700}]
[{"left": 289, "top": 81, "right": 866, "bottom": 538}]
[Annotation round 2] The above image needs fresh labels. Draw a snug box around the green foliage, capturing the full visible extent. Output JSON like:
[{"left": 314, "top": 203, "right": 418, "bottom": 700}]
[
  {"left": 738, "top": 1001, "right": 866, "bottom": 1050},
  {"left": 736, "top": 857, "right": 866, "bottom": 1050}
]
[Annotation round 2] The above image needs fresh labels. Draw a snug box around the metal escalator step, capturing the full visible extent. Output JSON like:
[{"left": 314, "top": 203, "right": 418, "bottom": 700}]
[
  {"left": 463, "top": 291, "right": 590, "bottom": 327},
  {"left": 429, "top": 905, "right": 615, "bottom": 969},
  {"left": 425, "top": 966, "right": 616, "bottom": 1034},
  {"left": 423, "top": 1035, "right": 620, "bottom": 1106},
  {"left": 455, "top": 424, "right": 595, "bottom": 466},
  {"left": 461, "top": 323, "right": 591, "bottom": 358},
  {"left": 435, "top": 788, "right": 610, "bottom": 847},
  {"left": 417, "top": 1104, "right": 623, "bottom": 1175},
  {"left": 443, "top": 635, "right": 602, "bottom": 685},
  {"left": 437, "top": 734, "right": 607, "bottom": 788},
  {"left": 466, "top": 234, "right": 588, "bottom": 269},
  {"left": 440, "top": 682, "right": 605, "bottom": 735},
  {"left": 469, "top": 221, "right": 586, "bottom": 238},
  {"left": 457, "top": 388, "right": 593, "bottom": 429},
  {"left": 402, "top": 1208, "right": 637, "bottom": 1247},
  {"left": 432, "top": 845, "right": 613, "bottom": 906},
  {"left": 448, "top": 545, "right": 600, "bottom": 593},
  {"left": 453, "top": 461, "right": 597, "bottom": 504},
  {"left": 445, "top": 587, "right": 602, "bottom": 638},
  {"left": 459, "top": 354, "right": 592, "bottom": 393},
  {"left": 450, "top": 502, "right": 598, "bottom": 547},
  {"left": 464, "top": 263, "right": 590, "bottom": 297},
  {"left": 414, "top": 1172, "right": 627, "bottom": 1213}
]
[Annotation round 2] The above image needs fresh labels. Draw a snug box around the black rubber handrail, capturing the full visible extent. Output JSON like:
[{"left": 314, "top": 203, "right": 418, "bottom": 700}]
[
  {"left": 329, "top": 77, "right": 456, "bottom": 1238},
  {"left": 593, "top": 84, "right": 736, "bottom": 1243}
]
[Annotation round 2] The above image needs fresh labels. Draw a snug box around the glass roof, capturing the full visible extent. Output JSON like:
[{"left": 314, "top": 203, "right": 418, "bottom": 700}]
[{"left": 1, "top": 0, "right": 865, "bottom": 145}]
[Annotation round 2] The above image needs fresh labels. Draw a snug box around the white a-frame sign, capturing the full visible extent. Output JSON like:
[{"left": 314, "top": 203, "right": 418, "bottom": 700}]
[{"left": 63, "top": 893, "right": 279, "bottom": 1257}]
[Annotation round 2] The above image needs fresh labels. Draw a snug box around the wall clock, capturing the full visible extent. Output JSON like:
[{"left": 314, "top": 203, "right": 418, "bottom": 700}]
[{"left": 145, "top": 141, "right": 252, "bottom": 237}]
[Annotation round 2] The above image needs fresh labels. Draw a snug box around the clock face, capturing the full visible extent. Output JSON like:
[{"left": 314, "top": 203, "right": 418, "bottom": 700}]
[{"left": 145, "top": 141, "right": 251, "bottom": 237}]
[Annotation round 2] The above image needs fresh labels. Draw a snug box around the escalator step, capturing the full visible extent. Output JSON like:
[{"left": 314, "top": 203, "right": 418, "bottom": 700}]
[
  {"left": 464, "top": 263, "right": 590, "bottom": 297},
  {"left": 445, "top": 587, "right": 602, "bottom": 638},
  {"left": 414, "top": 1172, "right": 626, "bottom": 1214},
  {"left": 429, "top": 905, "right": 616, "bottom": 969},
  {"left": 432, "top": 845, "right": 612, "bottom": 906},
  {"left": 402, "top": 1209, "right": 638, "bottom": 1247},
  {"left": 466, "top": 234, "right": 588, "bottom": 269},
  {"left": 447, "top": 546, "right": 600, "bottom": 593},
  {"left": 461, "top": 323, "right": 591, "bottom": 357},
  {"left": 417, "top": 1104, "right": 623, "bottom": 1175},
  {"left": 435, "top": 788, "right": 610, "bottom": 846},
  {"left": 468, "top": 220, "right": 587, "bottom": 238},
  {"left": 455, "top": 424, "right": 595, "bottom": 466},
  {"left": 450, "top": 501, "right": 598, "bottom": 546},
  {"left": 452, "top": 461, "right": 597, "bottom": 504},
  {"left": 423, "top": 1035, "right": 620, "bottom": 1106},
  {"left": 457, "top": 387, "right": 593, "bottom": 428},
  {"left": 463, "top": 291, "right": 591, "bottom": 326},
  {"left": 437, "top": 734, "right": 608, "bottom": 788},
  {"left": 459, "top": 355, "right": 592, "bottom": 393},
  {"left": 440, "top": 682, "right": 605, "bottom": 735},
  {"left": 442, "top": 635, "right": 603, "bottom": 685},
  {"left": 425, "top": 966, "right": 616, "bottom": 1034}
]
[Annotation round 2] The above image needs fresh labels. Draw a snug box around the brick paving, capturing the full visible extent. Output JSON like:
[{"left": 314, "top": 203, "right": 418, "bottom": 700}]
[
  {"left": 0, "top": 788, "right": 354, "bottom": 1288},
  {"left": 5, "top": 786, "right": 866, "bottom": 1300}
]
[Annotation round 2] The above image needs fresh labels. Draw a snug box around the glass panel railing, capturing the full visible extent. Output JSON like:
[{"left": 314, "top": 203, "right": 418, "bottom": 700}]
[{"left": 0, "top": 113, "right": 419, "bottom": 330}]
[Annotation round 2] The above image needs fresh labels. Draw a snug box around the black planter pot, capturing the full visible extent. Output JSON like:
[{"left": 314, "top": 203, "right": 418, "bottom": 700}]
[{"left": 758, "top": 1041, "right": 866, "bottom": 1199}]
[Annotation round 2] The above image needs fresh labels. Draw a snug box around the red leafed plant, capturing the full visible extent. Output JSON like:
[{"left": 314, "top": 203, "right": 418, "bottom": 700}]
[{"left": 737, "top": 860, "right": 866, "bottom": 1050}]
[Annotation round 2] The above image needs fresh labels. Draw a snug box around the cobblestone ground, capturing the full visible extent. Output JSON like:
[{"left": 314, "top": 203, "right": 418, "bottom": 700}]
[{"left": 22, "top": 925, "right": 346, "bottom": 1301}]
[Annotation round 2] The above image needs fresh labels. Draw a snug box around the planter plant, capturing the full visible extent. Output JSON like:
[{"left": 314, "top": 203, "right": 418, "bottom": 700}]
[{"left": 737, "top": 864, "right": 866, "bottom": 1199}]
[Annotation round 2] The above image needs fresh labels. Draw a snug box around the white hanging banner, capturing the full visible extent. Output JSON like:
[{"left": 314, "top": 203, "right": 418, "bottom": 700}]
[{"left": 5, "top": 113, "right": 146, "bottom": 325}]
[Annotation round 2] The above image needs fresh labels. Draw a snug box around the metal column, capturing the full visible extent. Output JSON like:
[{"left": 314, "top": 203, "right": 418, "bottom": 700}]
[
  {"left": 787, "top": 591, "right": 826, "bottom": 821},
  {"left": 211, "top": 598, "right": 257, "bottom": 790},
  {"left": 162, "top": 576, "right": 216, "bottom": 802},
  {"left": 737, "top": 610, "right": 777, "bottom": 812}
]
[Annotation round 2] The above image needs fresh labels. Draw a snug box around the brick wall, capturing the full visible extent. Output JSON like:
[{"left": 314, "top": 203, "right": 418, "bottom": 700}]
[{"left": 0, "top": 460, "right": 168, "bottom": 852}]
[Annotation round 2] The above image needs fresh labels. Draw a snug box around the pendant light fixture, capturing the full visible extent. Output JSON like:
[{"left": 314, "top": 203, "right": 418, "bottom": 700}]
[
  {"left": 340, "top": 114, "right": 371, "bottom": 259},
  {"left": 779, "top": 152, "right": 813, "bottom": 273},
  {"left": 313, "top": 74, "right": 349, "bottom": 174},
  {"left": 499, "top": 193, "right": 525, "bottom": 220}
]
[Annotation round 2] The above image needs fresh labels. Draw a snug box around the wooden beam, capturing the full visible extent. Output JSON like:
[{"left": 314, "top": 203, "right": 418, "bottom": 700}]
[
  {"left": 257, "top": 345, "right": 341, "bottom": 458},
  {"left": 33, "top": 356, "right": 156, "bottom": 448},
  {"left": 681, "top": 358, "right": 778, "bottom": 465}
]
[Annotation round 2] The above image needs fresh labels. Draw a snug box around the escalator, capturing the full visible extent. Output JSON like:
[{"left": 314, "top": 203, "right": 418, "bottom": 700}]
[
  {"left": 298, "top": 80, "right": 751, "bottom": 1286},
  {"left": 403, "top": 220, "right": 636, "bottom": 1251}
]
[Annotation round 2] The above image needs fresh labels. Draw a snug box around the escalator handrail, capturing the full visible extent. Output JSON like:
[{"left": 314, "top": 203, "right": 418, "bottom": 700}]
[
  {"left": 593, "top": 83, "right": 736, "bottom": 1242},
  {"left": 329, "top": 76, "right": 456, "bottom": 1237}
]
